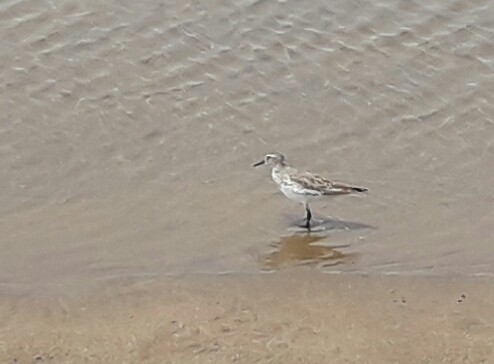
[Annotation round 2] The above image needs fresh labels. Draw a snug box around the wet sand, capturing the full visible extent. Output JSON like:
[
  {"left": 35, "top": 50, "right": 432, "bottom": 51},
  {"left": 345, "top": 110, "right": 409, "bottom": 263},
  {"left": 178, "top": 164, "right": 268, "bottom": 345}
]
[
  {"left": 2, "top": 273, "right": 494, "bottom": 363},
  {"left": 2, "top": 0, "right": 494, "bottom": 362}
]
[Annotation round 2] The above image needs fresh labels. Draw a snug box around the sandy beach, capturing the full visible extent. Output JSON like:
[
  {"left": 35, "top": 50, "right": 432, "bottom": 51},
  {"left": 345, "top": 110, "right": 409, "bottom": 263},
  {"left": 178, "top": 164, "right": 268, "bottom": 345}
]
[{"left": 2, "top": 273, "right": 494, "bottom": 363}]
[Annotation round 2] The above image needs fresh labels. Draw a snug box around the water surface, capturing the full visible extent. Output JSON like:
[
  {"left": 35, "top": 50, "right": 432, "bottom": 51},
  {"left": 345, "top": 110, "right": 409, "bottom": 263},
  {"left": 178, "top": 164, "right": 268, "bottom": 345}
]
[{"left": 1, "top": 0, "right": 494, "bottom": 297}]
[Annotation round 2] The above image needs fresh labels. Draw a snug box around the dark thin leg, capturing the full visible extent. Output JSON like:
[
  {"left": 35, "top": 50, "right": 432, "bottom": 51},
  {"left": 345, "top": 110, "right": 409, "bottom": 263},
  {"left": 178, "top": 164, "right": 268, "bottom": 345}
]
[{"left": 304, "top": 203, "right": 312, "bottom": 230}]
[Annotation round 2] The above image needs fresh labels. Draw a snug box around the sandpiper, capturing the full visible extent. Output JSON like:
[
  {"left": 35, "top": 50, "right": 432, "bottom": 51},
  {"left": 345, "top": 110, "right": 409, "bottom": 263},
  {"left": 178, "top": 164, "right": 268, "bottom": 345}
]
[{"left": 253, "top": 152, "right": 367, "bottom": 230}]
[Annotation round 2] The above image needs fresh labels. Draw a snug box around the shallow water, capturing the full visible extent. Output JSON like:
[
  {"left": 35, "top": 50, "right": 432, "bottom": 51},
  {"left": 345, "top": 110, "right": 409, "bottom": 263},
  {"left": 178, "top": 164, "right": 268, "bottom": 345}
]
[{"left": 1, "top": 0, "right": 494, "bottom": 297}]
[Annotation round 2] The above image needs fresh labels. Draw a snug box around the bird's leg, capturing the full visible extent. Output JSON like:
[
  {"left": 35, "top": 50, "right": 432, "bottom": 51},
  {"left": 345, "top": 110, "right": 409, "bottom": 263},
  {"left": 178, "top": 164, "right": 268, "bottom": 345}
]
[
  {"left": 304, "top": 203, "right": 312, "bottom": 230},
  {"left": 302, "top": 203, "right": 308, "bottom": 221}
]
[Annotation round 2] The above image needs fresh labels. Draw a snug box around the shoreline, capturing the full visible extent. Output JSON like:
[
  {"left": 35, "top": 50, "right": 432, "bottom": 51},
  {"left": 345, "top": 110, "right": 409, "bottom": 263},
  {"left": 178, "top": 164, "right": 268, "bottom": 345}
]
[{"left": 2, "top": 271, "right": 494, "bottom": 363}]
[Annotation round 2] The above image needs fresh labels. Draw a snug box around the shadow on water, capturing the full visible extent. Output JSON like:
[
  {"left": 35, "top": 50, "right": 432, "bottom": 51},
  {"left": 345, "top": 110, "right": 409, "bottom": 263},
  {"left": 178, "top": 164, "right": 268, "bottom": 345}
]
[
  {"left": 261, "top": 215, "right": 373, "bottom": 270},
  {"left": 263, "top": 234, "right": 358, "bottom": 270},
  {"left": 286, "top": 215, "right": 375, "bottom": 233}
]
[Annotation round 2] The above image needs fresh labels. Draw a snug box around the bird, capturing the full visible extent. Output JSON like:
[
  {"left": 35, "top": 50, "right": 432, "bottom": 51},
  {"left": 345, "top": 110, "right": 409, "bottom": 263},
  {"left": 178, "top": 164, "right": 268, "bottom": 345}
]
[{"left": 253, "top": 152, "right": 367, "bottom": 230}]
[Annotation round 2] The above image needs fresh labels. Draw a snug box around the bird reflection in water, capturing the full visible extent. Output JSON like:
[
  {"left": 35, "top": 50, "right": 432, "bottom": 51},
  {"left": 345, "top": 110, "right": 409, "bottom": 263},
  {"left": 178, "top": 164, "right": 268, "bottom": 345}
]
[{"left": 263, "top": 234, "right": 357, "bottom": 270}]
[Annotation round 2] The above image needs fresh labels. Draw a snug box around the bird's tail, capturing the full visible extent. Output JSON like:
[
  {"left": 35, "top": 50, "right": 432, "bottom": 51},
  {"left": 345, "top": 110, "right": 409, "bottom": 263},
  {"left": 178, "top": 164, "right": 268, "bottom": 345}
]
[
  {"left": 330, "top": 182, "right": 368, "bottom": 193},
  {"left": 325, "top": 183, "right": 369, "bottom": 195},
  {"left": 350, "top": 186, "right": 368, "bottom": 193}
]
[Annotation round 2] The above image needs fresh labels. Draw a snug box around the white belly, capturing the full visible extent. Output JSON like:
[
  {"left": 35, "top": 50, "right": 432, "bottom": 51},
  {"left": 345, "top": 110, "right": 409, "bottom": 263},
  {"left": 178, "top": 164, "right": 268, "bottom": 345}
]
[
  {"left": 272, "top": 166, "right": 322, "bottom": 204},
  {"left": 280, "top": 184, "right": 320, "bottom": 204}
]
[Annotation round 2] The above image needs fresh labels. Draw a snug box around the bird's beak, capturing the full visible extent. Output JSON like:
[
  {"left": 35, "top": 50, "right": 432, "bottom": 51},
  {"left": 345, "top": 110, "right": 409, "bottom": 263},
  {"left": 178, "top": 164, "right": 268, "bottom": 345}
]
[{"left": 253, "top": 160, "right": 265, "bottom": 167}]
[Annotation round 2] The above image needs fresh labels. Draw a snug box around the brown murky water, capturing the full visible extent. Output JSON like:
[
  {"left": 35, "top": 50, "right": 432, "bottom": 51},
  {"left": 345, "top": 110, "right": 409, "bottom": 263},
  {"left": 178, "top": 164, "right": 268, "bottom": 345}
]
[{"left": 1, "top": 0, "right": 494, "bottom": 361}]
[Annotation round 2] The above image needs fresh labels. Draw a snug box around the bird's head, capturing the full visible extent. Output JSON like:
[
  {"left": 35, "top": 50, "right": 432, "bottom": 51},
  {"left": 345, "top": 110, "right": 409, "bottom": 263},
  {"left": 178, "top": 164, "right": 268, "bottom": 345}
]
[{"left": 253, "top": 152, "right": 286, "bottom": 168}]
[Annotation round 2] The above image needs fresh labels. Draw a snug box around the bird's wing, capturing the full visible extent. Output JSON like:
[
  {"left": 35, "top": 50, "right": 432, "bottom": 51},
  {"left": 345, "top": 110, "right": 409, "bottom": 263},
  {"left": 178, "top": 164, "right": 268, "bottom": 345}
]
[
  {"left": 328, "top": 181, "right": 366, "bottom": 194},
  {"left": 332, "top": 182, "right": 368, "bottom": 193},
  {"left": 291, "top": 172, "right": 363, "bottom": 195},
  {"left": 289, "top": 172, "right": 347, "bottom": 195}
]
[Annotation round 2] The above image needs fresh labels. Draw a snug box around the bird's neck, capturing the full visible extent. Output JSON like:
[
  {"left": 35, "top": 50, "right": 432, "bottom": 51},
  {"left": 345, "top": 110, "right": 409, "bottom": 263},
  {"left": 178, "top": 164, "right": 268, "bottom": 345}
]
[
  {"left": 272, "top": 162, "right": 288, "bottom": 172},
  {"left": 271, "top": 163, "right": 290, "bottom": 183}
]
